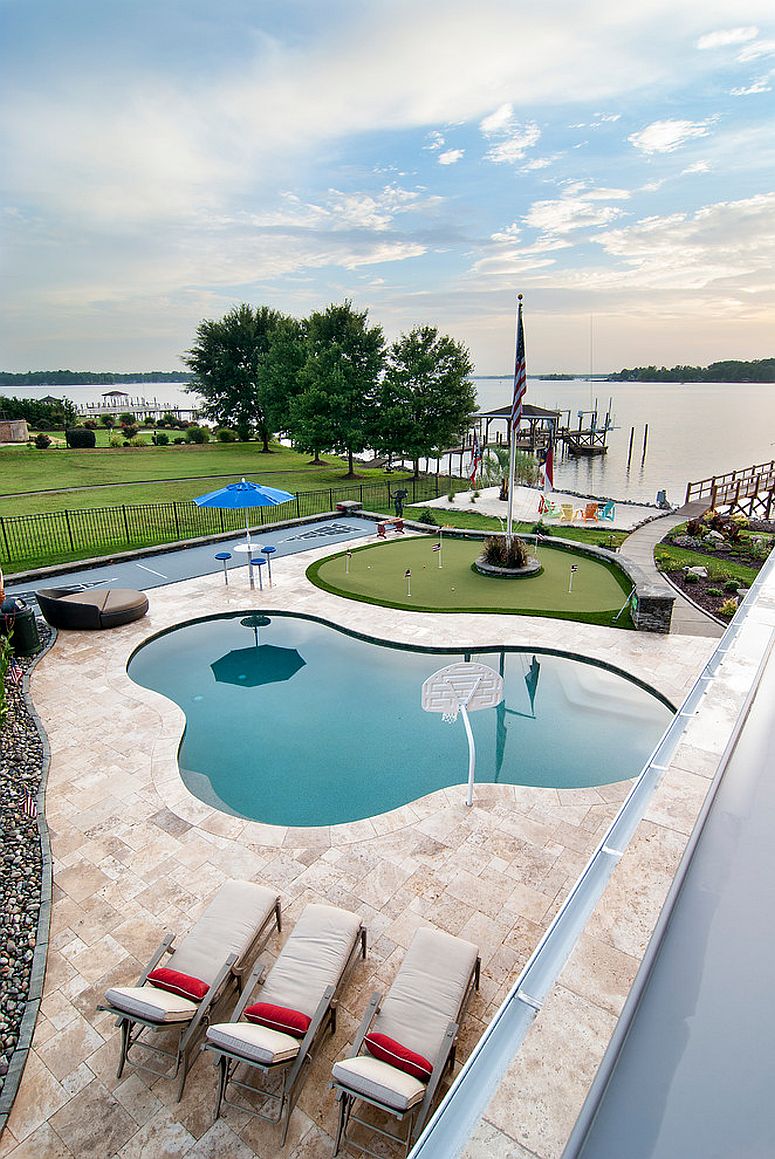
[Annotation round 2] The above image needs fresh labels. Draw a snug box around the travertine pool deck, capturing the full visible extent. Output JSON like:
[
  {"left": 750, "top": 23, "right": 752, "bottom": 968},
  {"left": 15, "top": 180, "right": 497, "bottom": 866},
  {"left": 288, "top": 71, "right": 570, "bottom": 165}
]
[{"left": 1, "top": 537, "right": 714, "bottom": 1158}]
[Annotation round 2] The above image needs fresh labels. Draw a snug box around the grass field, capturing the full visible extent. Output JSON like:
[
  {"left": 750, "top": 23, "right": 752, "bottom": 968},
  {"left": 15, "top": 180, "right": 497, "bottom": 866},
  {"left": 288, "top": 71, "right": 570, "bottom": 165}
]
[
  {"left": 308, "top": 536, "right": 634, "bottom": 626},
  {"left": 0, "top": 440, "right": 416, "bottom": 516},
  {"left": 0, "top": 437, "right": 629, "bottom": 571}
]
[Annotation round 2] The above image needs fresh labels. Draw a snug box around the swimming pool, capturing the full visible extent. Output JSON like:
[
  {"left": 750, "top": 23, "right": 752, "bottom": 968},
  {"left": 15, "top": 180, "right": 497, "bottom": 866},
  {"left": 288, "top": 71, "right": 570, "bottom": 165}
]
[{"left": 128, "top": 612, "right": 673, "bottom": 828}]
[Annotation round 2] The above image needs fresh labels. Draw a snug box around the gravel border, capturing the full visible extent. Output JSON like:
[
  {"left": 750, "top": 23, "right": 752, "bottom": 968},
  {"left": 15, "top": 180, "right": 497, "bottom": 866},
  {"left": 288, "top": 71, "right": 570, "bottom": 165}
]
[{"left": 0, "top": 621, "right": 55, "bottom": 1134}]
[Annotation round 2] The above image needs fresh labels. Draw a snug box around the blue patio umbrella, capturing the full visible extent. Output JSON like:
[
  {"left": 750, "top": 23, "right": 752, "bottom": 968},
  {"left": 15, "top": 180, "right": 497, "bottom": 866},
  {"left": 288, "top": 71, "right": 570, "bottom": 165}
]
[{"left": 194, "top": 477, "right": 294, "bottom": 549}]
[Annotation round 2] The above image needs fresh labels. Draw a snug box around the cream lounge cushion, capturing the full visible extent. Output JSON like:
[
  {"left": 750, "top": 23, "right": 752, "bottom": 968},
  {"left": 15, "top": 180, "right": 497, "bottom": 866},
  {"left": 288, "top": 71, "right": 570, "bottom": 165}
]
[
  {"left": 103, "top": 985, "right": 198, "bottom": 1023},
  {"left": 259, "top": 903, "right": 362, "bottom": 1019},
  {"left": 370, "top": 928, "right": 478, "bottom": 1062},
  {"left": 331, "top": 1056, "right": 425, "bottom": 1112},
  {"left": 207, "top": 1022, "right": 300, "bottom": 1065},
  {"left": 171, "top": 881, "right": 279, "bottom": 986}
]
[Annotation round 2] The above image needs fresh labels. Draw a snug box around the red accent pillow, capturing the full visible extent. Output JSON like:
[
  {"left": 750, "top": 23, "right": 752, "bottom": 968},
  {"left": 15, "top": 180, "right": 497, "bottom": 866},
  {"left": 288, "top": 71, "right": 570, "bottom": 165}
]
[
  {"left": 364, "top": 1033, "right": 433, "bottom": 1080},
  {"left": 244, "top": 1002, "right": 311, "bottom": 1038},
  {"left": 147, "top": 967, "right": 209, "bottom": 1002}
]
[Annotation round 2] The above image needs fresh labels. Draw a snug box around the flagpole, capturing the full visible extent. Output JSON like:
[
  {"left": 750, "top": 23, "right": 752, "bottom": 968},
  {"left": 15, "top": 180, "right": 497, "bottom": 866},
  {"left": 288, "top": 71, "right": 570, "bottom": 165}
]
[
  {"left": 506, "top": 414, "right": 517, "bottom": 543},
  {"left": 506, "top": 293, "right": 525, "bottom": 544}
]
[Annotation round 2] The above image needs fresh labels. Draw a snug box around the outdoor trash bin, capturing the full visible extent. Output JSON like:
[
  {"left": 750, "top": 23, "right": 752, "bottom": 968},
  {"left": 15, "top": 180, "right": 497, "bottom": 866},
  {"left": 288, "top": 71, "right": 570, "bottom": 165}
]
[{"left": 1, "top": 602, "right": 41, "bottom": 657}]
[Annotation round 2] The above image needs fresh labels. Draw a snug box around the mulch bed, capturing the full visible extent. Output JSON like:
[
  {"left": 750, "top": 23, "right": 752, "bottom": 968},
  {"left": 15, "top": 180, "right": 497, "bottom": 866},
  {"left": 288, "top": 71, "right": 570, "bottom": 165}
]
[
  {"left": 661, "top": 518, "right": 774, "bottom": 620},
  {"left": 662, "top": 571, "right": 737, "bottom": 621}
]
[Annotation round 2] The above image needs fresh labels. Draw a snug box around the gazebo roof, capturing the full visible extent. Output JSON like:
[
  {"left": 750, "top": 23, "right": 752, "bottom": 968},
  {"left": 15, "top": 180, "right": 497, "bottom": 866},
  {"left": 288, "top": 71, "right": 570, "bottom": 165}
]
[
  {"left": 102, "top": 389, "right": 129, "bottom": 398},
  {"left": 476, "top": 402, "right": 560, "bottom": 420}
]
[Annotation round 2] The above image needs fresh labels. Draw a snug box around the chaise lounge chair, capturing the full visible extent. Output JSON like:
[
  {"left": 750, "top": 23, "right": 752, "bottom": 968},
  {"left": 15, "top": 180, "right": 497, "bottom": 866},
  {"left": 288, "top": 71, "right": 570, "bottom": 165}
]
[
  {"left": 99, "top": 880, "right": 281, "bottom": 1099},
  {"left": 331, "top": 927, "right": 480, "bottom": 1157},
  {"left": 206, "top": 903, "right": 367, "bottom": 1145}
]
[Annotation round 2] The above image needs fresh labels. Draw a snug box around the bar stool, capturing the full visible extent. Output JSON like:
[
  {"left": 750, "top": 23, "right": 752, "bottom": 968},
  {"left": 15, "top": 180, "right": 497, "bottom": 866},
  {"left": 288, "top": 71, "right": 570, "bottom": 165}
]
[
  {"left": 261, "top": 545, "right": 277, "bottom": 585},
  {"left": 249, "top": 557, "right": 266, "bottom": 591},
  {"left": 214, "top": 551, "right": 232, "bottom": 585}
]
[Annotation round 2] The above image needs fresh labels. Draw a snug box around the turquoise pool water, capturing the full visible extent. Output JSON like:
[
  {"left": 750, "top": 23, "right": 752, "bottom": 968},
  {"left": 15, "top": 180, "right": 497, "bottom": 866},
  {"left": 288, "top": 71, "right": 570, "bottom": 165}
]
[{"left": 127, "top": 612, "right": 673, "bottom": 828}]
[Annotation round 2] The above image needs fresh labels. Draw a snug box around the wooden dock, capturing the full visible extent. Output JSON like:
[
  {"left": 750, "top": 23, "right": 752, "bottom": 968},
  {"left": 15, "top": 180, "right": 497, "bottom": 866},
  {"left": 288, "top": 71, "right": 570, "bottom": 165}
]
[{"left": 686, "top": 461, "right": 775, "bottom": 519}]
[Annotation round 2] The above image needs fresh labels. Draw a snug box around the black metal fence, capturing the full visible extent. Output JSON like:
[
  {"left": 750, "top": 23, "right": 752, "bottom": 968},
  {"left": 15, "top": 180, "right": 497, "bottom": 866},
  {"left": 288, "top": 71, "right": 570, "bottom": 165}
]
[{"left": 1, "top": 476, "right": 464, "bottom": 571}]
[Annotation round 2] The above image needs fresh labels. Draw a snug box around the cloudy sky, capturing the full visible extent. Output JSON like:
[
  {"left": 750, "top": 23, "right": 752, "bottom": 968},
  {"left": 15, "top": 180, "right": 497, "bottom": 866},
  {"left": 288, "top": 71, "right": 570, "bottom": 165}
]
[{"left": 2, "top": 0, "right": 774, "bottom": 373}]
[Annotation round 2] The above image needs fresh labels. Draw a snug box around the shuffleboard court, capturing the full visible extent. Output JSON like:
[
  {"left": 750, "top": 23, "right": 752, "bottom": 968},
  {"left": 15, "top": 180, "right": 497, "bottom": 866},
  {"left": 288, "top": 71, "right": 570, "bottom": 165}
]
[{"left": 308, "top": 535, "right": 633, "bottom": 626}]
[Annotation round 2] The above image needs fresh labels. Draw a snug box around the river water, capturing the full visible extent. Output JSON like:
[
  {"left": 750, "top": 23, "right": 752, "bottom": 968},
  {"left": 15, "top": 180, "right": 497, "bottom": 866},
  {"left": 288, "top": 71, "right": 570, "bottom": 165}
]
[
  {"left": 474, "top": 378, "right": 775, "bottom": 505},
  {"left": 6, "top": 379, "right": 775, "bottom": 506}
]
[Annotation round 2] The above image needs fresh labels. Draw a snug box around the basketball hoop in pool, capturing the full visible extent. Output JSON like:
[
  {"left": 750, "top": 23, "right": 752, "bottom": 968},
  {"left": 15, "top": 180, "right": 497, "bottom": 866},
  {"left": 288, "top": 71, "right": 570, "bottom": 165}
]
[{"left": 421, "top": 662, "right": 504, "bottom": 807}]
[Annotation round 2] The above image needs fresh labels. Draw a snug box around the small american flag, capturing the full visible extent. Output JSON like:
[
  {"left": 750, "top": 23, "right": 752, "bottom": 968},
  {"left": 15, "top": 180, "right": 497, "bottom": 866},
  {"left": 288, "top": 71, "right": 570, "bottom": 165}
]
[
  {"left": 510, "top": 296, "right": 527, "bottom": 432},
  {"left": 21, "top": 786, "right": 37, "bottom": 820},
  {"left": 468, "top": 430, "right": 482, "bottom": 484},
  {"left": 405, "top": 569, "right": 412, "bottom": 578},
  {"left": 9, "top": 658, "right": 23, "bottom": 686},
  {"left": 432, "top": 544, "right": 442, "bottom": 552}
]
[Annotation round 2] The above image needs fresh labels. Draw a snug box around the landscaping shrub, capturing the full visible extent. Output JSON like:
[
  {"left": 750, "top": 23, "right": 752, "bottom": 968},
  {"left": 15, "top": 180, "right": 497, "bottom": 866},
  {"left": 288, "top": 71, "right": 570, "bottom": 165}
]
[
  {"left": 173, "top": 436, "right": 186, "bottom": 445},
  {"left": 707, "top": 587, "right": 723, "bottom": 598},
  {"left": 65, "top": 427, "right": 96, "bottom": 448},
  {"left": 101, "top": 414, "right": 115, "bottom": 428},
  {"left": 119, "top": 412, "right": 134, "bottom": 426},
  {"left": 683, "top": 571, "right": 699, "bottom": 584},
  {"left": 724, "top": 578, "right": 741, "bottom": 593},
  {"left": 120, "top": 423, "right": 139, "bottom": 439},
  {"left": 127, "top": 435, "right": 148, "bottom": 447},
  {"left": 719, "top": 598, "right": 738, "bottom": 618},
  {"left": 482, "top": 535, "right": 529, "bottom": 568},
  {"left": 186, "top": 425, "right": 210, "bottom": 444},
  {"left": 33, "top": 433, "right": 51, "bottom": 449},
  {"left": 217, "top": 427, "right": 238, "bottom": 442},
  {"left": 109, "top": 434, "right": 123, "bottom": 448},
  {"left": 83, "top": 419, "right": 99, "bottom": 430},
  {"left": 152, "top": 431, "right": 170, "bottom": 446},
  {"left": 416, "top": 509, "right": 438, "bottom": 526}
]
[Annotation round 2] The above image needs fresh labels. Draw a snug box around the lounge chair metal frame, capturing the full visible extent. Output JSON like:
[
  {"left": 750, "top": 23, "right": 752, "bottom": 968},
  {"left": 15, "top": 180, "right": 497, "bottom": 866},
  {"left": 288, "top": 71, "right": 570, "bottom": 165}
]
[
  {"left": 332, "top": 956, "right": 480, "bottom": 1158},
  {"left": 99, "top": 897, "right": 282, "bottom": 1100},
  {"left": 207, "top": 923, "right": 367, "bottom": 1145}
]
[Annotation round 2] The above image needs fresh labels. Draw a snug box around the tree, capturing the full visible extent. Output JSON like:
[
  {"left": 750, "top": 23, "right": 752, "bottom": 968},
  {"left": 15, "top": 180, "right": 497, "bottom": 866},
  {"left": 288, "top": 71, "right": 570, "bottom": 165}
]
[
  {"left": 257, "top": 315, "right": 309, "bottom": 447},
  {"left": 375, "top": 326, "right": 475, "bottom": 477},
  {"left": 289, "top": 301, "right": 385, "bottom": 476},
  {"left": 183, "top": 304, "right": 283, "bottom": 447}
]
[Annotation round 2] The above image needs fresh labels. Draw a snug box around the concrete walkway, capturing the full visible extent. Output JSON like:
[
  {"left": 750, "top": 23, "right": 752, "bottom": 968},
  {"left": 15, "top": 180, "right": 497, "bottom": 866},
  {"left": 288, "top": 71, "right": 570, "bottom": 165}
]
[{"left": 620, "top": 502, "right": 724, "bottom": 638}]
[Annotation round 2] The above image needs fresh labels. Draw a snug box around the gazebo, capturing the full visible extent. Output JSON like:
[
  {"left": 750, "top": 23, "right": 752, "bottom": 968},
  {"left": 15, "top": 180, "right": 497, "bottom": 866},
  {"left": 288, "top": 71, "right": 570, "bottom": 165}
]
[{"left": 475, "top": 402, "right": 560, "bottom": 452}]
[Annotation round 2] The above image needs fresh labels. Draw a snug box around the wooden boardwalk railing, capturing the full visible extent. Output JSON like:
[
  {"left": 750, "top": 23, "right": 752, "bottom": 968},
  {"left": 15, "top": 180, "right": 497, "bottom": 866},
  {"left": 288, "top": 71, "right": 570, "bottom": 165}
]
[{"left": 685, "top": 460, "right": 775, "bottom": 519}]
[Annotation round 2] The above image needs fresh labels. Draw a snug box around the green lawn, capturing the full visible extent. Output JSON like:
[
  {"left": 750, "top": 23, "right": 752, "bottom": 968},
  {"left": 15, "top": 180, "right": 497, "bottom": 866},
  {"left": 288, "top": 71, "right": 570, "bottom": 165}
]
[
  {"left": 404, "top": 506, "right": 627, "bottom": 549},
  {"left": 308, "top": 536, "right": 634, "bottom": 626},
  {"left": 0, "top": 440, "right": 417, "bottom": 516}
]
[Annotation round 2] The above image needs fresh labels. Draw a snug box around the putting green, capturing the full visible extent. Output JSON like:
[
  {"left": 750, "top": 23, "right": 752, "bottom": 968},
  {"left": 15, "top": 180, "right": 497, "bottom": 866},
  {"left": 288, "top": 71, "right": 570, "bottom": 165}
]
[{"left": 308, "top": 536, "right": 634, "bottom": 626}]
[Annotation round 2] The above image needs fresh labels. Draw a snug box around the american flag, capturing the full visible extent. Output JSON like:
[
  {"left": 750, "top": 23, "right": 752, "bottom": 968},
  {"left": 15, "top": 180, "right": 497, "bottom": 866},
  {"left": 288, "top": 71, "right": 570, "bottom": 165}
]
[
  {"left": 432, "top": 543, "right": 442, "bottom": 552},
  {"left": 9, "top": 658, "right": 23, "bottom": 686},
  {"left": 510, "top": 296, "right": 527, "bottom": 433},
  {"left": 468, "top": 430, "right": 482, "bottom": 484},
  {"left": 21, "top": 786, "right": 37, "bottom": 820},
  {"left": 542, "top": 437, "right": 554, "bottom": 493}
]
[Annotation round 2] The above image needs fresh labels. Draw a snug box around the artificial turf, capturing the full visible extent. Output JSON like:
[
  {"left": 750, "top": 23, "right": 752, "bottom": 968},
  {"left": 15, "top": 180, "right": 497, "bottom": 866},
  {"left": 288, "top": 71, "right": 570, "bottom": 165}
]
[{"left": 308, "top": 535, "right": 635, "bottom": 627}]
